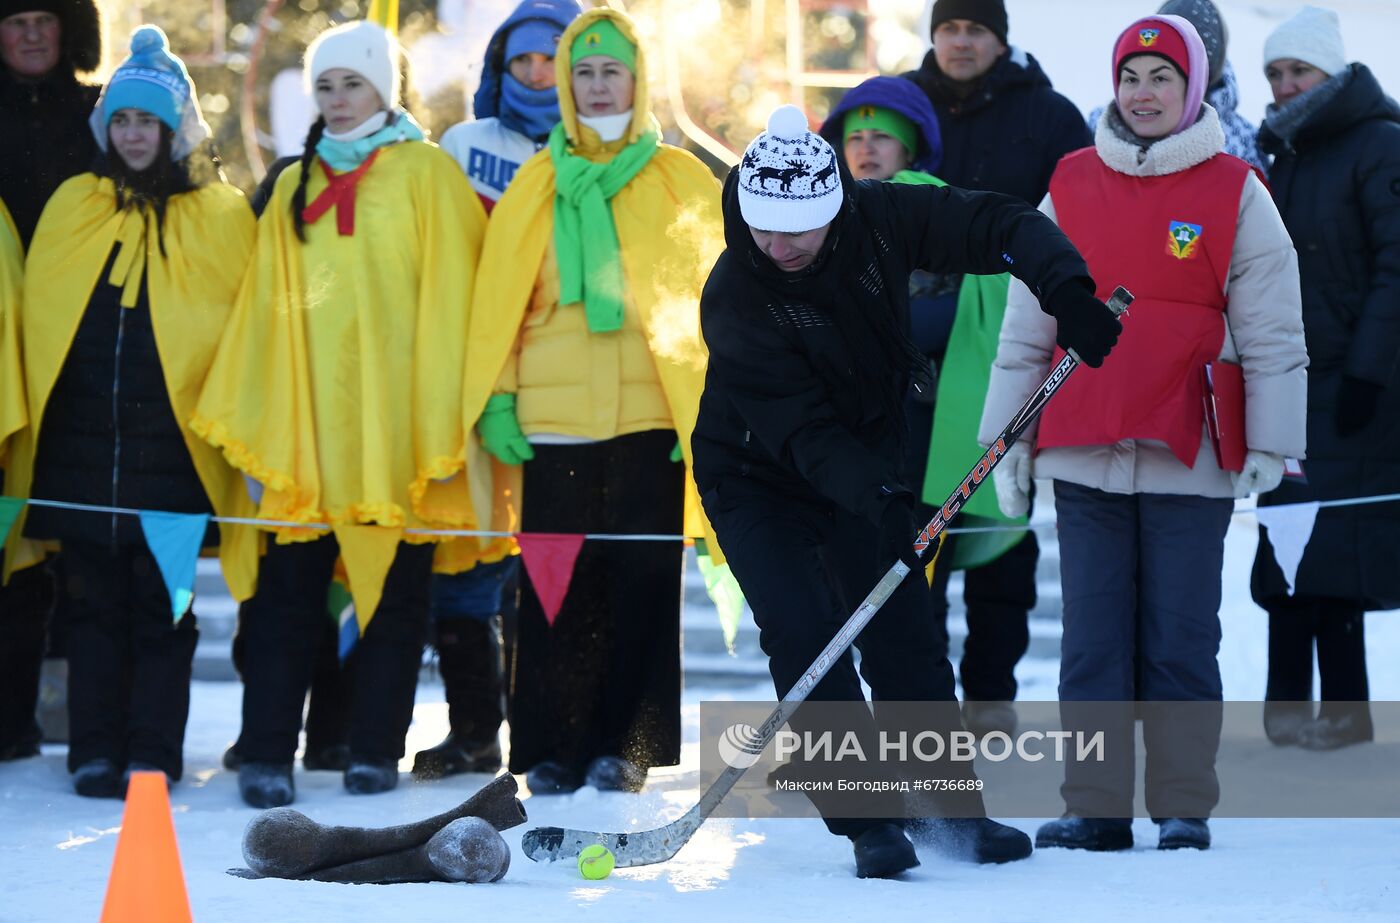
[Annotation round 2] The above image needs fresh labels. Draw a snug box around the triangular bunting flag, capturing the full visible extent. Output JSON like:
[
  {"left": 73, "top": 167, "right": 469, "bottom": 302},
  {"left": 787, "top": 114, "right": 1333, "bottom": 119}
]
[
  {"left": 697, "top": 552, "right": 746, "bottom": 654},
  {"left": 326, "top": 579, "right": 358, "bottom": 660},
  {"left": 332, "top": 525, "right": 404, "bottom": 640},
  {"left": 517, "top": 532, "right": 585, "bottom": 626},
  {"left": 0, "top": 495, "right": 23, "bottom": 552},
  {"left": 1257, "top": 501, "right": 1321, "bottom": 595},
  {"left": 138, "top": 511, "right": 209, "bottom": 620}
]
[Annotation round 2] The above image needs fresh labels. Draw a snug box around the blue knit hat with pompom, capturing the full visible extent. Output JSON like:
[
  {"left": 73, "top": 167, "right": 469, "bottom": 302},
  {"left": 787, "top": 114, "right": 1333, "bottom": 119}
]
[{"left": 102, "top": 25, "right": 192, "bottom": 132}]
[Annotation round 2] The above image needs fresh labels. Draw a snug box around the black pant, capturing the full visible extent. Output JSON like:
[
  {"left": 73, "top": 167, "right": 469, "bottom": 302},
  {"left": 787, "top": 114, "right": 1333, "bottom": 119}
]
[
  {"left": 705, "top": 483, "right": 983, "bottom": 837},
  {"left": 1054, "top": 482, "right": 1232, "bottom": 819},
  {"left": 0, "top": 562, "right": 53, "bottom": 758},
  {"left": 430, "top": 555, "right": 517, "bottom": 744},
  {"left": 237, "top": 535, "right": 433, "bottom": 764},
  {"left": 927, "top": 530, "right": 1036, "bottom": 701},
  {"left": 1265, "top": 593, "right": 1371, "bottom": 724},
  {"left": 61, "top": 540, "right": 198, "bottom": 778},
  {"left": 507, "top": 431, "right": 683, "bottom": 774}
]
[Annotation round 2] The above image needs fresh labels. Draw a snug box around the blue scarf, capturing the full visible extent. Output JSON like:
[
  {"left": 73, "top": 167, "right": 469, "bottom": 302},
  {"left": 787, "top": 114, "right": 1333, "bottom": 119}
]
[
  {"left": 316, "top": 110, "right": 426, "bottom": 172},
  {"left": 498, "top": 74, "right": 560, "bottom": 143}
]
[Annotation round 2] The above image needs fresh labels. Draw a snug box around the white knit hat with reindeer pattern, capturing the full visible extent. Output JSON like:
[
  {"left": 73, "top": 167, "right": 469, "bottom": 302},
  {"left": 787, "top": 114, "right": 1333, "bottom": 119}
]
[{"left": 738, "top": 105, "right": 844, "bottom": 233}]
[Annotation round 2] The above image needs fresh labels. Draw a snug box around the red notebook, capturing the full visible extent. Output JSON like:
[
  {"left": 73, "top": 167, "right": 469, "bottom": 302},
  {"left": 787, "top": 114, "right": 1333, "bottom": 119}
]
[{"left": 1202, "top": 361, "right": 1246, "bottom": 472}]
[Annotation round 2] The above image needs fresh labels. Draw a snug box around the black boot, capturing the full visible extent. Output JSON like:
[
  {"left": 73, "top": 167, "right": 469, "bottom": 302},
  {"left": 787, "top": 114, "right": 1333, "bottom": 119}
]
[
  {"left": 584, "top": 755, "right": 647, "bottom": 793},
  {"left": 908, "top": 816, "right": 1033, "bottom": 863},
  {"left": 1157, "top": 817, "right": 1210, "bottom": 850},
  {"left": 72, "top": 758, "right": 123, "bottom": 798},
  {"left": 413, "top": 618, "right": 504, "bottom": 780},
  {"left": 303, "top": 743, "right": 351, "bottom": 772},
  {"left": 344, "top": 757, "right": 399, "bottom": 795},
  {"left": 526, "top": 760, "right": 582, "bottom": 795},
  {"left": 1297, "top": 711, "right": 1374, "bottom": 750},
  {"left": 1034, "top": 815, "right": 1133, "bottom": 851},
  {"left": 239, "top": 762, "right": 295, "bottom": 809},
  {"left": 1263, "top": 701, "right": 1313, "bottom": 746},
  {"left": 852, "top": 823, "right": 920, "bottom": 879}
]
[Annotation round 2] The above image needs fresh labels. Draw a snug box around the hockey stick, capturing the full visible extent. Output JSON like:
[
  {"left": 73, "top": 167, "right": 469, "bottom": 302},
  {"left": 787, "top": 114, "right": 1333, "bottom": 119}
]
[{"left": 521, "top": 286, "right": 1135, "bottom": 868}]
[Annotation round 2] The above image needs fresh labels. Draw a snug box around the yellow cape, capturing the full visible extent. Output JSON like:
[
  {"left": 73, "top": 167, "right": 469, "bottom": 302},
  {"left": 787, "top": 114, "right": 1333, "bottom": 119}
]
[
  {"left": 192, "top": 140, "right": 488, "bottom": 622},
  {"left": 0, "top": 199, "right": 24, "bottom": 468},
  {"left": 3, "top": 176, "right": 260, "bottom": 598},
  {"left": 463, "top": 7, "right": 727, "bottom": 563}
]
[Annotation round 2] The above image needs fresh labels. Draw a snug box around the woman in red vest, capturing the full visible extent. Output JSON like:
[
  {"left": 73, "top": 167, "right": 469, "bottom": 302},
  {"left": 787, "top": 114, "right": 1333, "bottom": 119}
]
[{"left": 979, "top": 15, "right": 1307, "bottom": 852}]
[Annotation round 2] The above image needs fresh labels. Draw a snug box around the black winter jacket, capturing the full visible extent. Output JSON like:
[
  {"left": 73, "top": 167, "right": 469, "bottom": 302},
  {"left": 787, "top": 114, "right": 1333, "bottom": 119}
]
[
  {"left": 692, "top": 169, "right": 1091, "bottom": 525},
  {"left": 26, "top": 248, "right": 214, "bottom": 547},
  {"left": 1253, "top": 64, "right": 1400, "bottom": 609},
  {"left": 901, "top": 48, "right": 1090, "bottom": 206},
  {"left": 0, "top": 71, "right": 99, "bottom": 247}
]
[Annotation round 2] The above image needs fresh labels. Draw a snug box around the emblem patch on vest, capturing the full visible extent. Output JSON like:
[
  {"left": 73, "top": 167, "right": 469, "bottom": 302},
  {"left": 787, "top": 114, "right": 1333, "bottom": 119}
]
[
  {"left": 1167, "top": 220, "right": 1202, "bottom": 259},
  {"left": 1139, "top": 28, "right": 1161, "bottom": 46}
]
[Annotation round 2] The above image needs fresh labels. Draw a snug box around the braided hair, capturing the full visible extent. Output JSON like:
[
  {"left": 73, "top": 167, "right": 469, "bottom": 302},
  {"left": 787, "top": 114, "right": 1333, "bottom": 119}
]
[{"left": 291, "top": 116, "right": 328, "bottom": 243}]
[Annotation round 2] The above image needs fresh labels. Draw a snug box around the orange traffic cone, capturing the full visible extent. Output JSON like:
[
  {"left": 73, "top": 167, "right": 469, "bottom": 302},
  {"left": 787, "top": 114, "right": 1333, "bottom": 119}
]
[{"left": 100, "top": 771, "right": 193, "bottom": 922}]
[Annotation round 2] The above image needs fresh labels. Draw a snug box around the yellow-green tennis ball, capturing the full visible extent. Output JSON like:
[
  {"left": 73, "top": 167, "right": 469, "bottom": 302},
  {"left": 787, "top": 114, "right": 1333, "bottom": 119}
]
[{"left": 578, "top": 844, "right": 615, "bottom": 880}]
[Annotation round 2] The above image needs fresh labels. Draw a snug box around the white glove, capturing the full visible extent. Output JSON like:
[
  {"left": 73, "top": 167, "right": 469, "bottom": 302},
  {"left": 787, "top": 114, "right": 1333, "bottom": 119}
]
[
  {"left": 1231, "top": 450, "right": 1285, "bottom": 498},
  {"left": 993, "top": 442, "right": 1033, "bottom": 519},
  {"left": 243, "top": 474, "right": 264, "bottom": 505}
]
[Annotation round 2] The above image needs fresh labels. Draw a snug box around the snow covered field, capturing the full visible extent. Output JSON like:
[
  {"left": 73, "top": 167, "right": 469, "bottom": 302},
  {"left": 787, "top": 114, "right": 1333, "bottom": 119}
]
[{"left": 2, "top": 515, "right": 1398, "bottom": 922}]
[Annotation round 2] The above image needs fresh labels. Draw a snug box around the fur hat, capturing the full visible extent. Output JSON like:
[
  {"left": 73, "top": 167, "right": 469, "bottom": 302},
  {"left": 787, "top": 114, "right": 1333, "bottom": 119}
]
[
  {"left": 738, "top": 105, "right": 843, "bottom": 233},
  {"left": 0, "top": 0, "right": 103, "bottom": 74}
]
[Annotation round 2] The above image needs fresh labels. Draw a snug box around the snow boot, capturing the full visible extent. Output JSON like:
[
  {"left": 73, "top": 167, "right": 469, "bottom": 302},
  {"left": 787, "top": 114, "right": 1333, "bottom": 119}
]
[
  {"left": 525, "top": 760, "right": 582, "bottom": 795},
  {"left": 412, "top": 734, "right": 503, "bottom": 780},
  {"left": 222, "top": 742, "right": 242, "bottom": 770},
  {"left": 344, "top": 757, "right": 399, "bottom": 795},
  {"left": 1156, "top": 817, "right": 1210, "bottom": 850},
  {"left": 584, "top": 755, "right": 647, "bottom": 793},
  {"left": 1034, "top": 815, "right": 1133, "bottom": 851},
  {"left": 1263, "top": 701, "right": 1312, "bottom": 746},
  {"left": 72, "top": 758, "right": 123, "bottom": 798},
  {"left": 908, "top": 816, "right": 1033, "bottom": 863},
  {"left": 1297, "top": 711, "right": 1374, "bottom": 751},
  {"left": 303, "top": 743, "right": 351, "bottom": 772},
  {"left": 239, "top": 761, "right": 295, "bottom": 809},
  {"left": 852, "top": 823, "right": 920, "bottom": 879},
  {"left": 962, "top": 700, "right": 1017, "bottom": 737}
]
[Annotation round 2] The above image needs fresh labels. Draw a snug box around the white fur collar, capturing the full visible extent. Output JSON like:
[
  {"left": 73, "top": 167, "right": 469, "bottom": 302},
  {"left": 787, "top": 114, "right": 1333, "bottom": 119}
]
[{"left": 1094, "top": 104, "right": 1226, "bottom": 177}]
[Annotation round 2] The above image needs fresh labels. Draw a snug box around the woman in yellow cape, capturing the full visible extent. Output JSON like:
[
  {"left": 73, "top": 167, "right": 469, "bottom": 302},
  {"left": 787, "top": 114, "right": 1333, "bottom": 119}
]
[
  {"left": 2, "top": 26, "right": 257, "bottom": 797},
  {"left": 462, "top": 7, "right": 721, "bottom": 795},
  {"left": 192, "top": 20, "right": 487, "bottom": 807}
]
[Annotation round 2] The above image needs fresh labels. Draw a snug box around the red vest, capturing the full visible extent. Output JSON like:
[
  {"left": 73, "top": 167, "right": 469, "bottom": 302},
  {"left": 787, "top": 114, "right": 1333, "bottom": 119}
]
[{"left": 1037, "top": 148, "right": 1252, "bottom": 466}]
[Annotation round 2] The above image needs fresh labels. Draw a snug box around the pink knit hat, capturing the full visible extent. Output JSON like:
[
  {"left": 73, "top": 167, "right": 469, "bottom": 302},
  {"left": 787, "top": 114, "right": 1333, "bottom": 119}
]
[{"left": 1113, "top": 14, "right": 1208, "bottom": 136}]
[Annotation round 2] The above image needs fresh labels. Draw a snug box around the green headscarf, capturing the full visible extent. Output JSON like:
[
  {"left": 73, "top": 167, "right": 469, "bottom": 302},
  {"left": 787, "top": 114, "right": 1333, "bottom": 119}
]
[{"left": 548, "top": 118, "right": 660, "bottom": 333}]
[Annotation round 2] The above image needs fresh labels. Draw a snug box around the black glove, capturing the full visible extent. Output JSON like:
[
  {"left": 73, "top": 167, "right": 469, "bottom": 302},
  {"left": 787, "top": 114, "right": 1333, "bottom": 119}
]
[
  {"left": 877, "top": 493, "right": 922, "bottom": 573},
  {"left": 1335, "top": 376, "right": 1384, "bottom": 437},
  {"left": 1046, "top": 282, "right": 1122, "bottom": 369}
]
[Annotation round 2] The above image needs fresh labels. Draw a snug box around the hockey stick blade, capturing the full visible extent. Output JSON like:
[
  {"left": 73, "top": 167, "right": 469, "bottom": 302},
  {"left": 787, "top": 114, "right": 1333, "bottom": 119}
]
[{"left": 520, "top": 285, "right": 1133, "bottom": 869}]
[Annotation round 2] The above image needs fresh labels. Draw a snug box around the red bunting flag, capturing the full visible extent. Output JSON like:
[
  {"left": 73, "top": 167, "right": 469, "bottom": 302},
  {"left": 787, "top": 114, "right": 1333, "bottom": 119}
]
[{"left": 516, "top": 532, "right": 585, "bottom": 626}]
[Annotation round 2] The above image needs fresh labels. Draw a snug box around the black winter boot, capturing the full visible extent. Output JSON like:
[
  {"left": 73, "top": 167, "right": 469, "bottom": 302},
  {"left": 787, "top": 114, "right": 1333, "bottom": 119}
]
[
  {"left": 526, "top": 760, "right": 582, "bottom": 795},
  {"left": 908, "top": 816, "right": 1033, "bottom": 863},
  {"left": 584, "top": 755, "right": 647, "bottom": 793},
  {"left": 852, "top": 823, "right": 920, "bottom": 879},
  {"left": 413, "top": 619, "right": 504, "bottom": 780},
  {"left": 239, "top": 762, "right": 295, "bottom": 809},
  {"left": 72, "top": 758, "right": 123, "bottom": 798},
  {"left": 1156, "top": 817, "right": 1210, "bottom": 850},
  {"left": 344, "top": 757, "right": 399, "bottom": 795},
  {"left": 1034, "top": 815, "right": 1133, "bottom": 851}
]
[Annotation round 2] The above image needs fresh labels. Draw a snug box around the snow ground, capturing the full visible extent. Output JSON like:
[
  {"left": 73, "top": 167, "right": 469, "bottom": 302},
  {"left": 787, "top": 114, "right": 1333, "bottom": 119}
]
[{"left": 2, "top": 516, "right": 1399, "bottom": 922}]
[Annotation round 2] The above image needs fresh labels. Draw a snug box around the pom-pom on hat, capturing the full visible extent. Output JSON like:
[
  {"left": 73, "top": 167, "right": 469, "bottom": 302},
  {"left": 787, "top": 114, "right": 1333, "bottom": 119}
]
[
  {"left": 1263, "top": 5, "right": 1346, "bottom": 77},
  {"left": 305, "top": 20, "right": 400, "bottom": 109},
  {"left": 738, "top": 105, "right": 843, "bottom": 233},
  {"left": 1113, "top": 15, "right": 1208, "bottom": 136}
]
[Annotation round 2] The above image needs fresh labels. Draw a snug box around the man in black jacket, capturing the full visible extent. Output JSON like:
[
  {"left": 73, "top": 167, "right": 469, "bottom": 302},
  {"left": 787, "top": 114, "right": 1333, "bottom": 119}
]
[
  {"left": 692, "top": 105, "right": 1119, "bottom": 879},
  {"left": 0, "top": 0, "right": 101, "bottom": 762},
  {"left": 901, "top": 0, "right": 1090, "bottom": 735}
]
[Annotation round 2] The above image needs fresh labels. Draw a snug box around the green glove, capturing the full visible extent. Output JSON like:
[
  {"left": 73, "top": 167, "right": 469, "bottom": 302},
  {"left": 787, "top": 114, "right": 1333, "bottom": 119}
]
[
  {"left": 670, "top": 439, "right": 684, "bottom": 463},
  {"left": 477, "top": 393, "right": 535, "bottom": 465}
]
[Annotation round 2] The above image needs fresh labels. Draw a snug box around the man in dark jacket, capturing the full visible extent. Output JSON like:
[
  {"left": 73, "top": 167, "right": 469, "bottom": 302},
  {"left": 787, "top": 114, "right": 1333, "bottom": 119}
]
[
  {"left": 0, "top": 0, "right": 101, "bottom": 763},
  {"left": 900, "top": 0, "right": 1089, "bottom": 733},
  {"left": 692, "top": 105, "right": 1119, "bottom": 879}
]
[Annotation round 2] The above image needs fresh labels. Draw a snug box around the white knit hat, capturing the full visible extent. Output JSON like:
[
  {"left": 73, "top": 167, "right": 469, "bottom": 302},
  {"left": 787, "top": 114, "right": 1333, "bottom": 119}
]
[
  {"left": 305, "top": 20, "right": 400, "bottom": 109},
  {"left": 1263, "top": 6, "right": 1346, "bottom": 77},
  {"left": 738, "top": 105, "right": 843, "bottom": 233}
]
